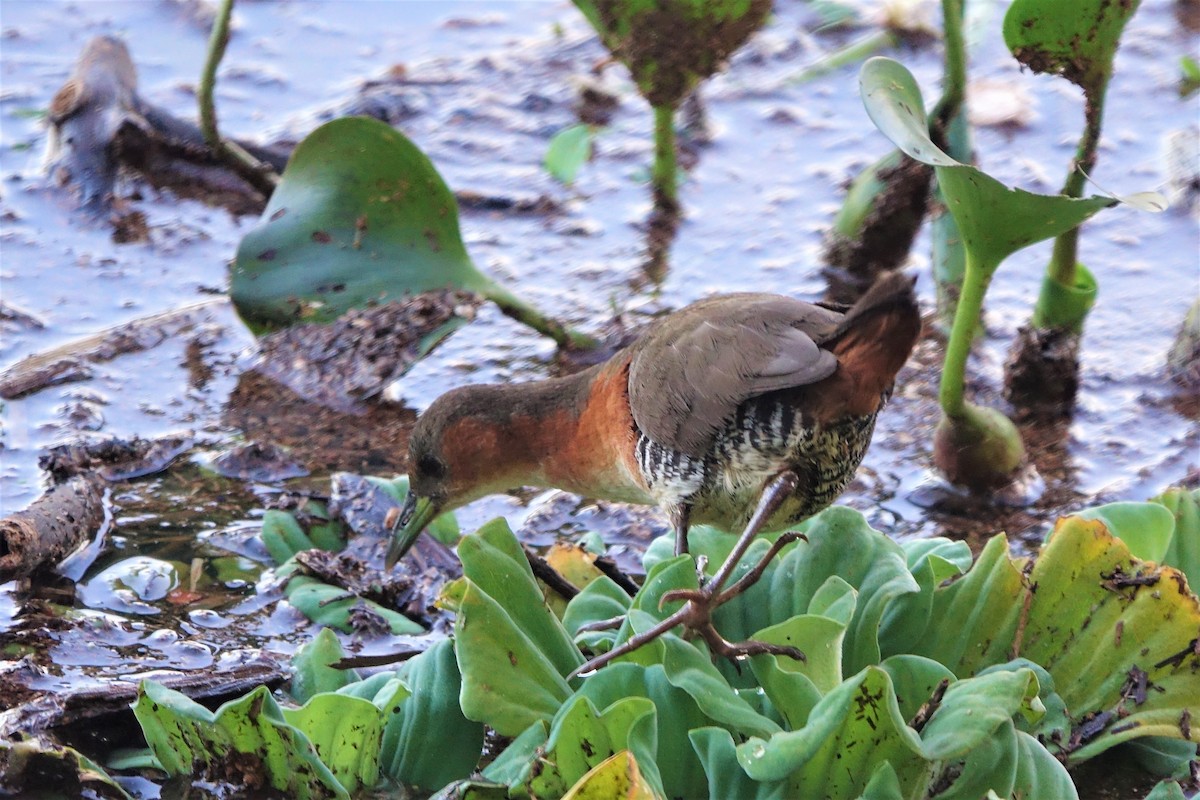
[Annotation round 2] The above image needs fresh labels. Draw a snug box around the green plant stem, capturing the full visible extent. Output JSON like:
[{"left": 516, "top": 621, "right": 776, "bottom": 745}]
[
  {"left": 933, "top": 0, "right": 967, "bottom": 121},
  {"left": 790, "top": 30, "right": 897, "bottom": 85},
  {"left": 939, "top": 249, "right": 992, "bottom": 419},
  {"left": 1048, "top": 77, "right": 1111, "bottom": 288},
  {"left": 484, "top": 284, "right": 599, "bottom": 351},
  {"left": 652, "top": 104, "right": 677, "bottom": 203},
  {"left": 198, "top": 0, "right": 278, "bottom": 195}
]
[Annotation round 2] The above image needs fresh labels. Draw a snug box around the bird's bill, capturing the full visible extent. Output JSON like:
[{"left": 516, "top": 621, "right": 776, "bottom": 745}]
[{"left": 384, "top": 493, "right": 439, "bottom": 569}]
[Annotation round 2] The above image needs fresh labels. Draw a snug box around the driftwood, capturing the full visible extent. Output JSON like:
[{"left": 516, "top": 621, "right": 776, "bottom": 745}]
[
  {"left": 45, "top": 35, "right": 561, "bottom": 218},
  {"left": 0, "top": 476, "right": 105, "bottom": 582},
  {"left": 45, "top": 36, "right": 286, "bottom": 214},
  {"left": 0, "top": 655, "right": 285, "bottom": 737},
  {"left": 0, "top": 299, "right": 225, "bottom": 400}
]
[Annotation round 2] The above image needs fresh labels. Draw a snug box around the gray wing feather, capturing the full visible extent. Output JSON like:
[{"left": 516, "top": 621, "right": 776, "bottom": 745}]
[{"left": 628, "top": 295, "right": 841, "bottom": 458}]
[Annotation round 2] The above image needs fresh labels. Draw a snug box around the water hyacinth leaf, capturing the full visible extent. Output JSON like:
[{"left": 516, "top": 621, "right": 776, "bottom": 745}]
[
  {"left": 858, "top": 58, "right": 956, "bottom": 167},
  {"left": 1003, "top": 0, "right": 1141, "bottom": 92},
  {"left": 290, "top": 626, "right": 358, "bottom": 704},
  {"left": 1152, "top": 487, "right": 1200, "bottom": 587},
  {"left": 445, "top": 576, "right": 575, "bottom": 736},
  {"left": 933, "top": 166, "right": 1116, "bottom": 273},
  {"left": 569, "top": 662, "right": 711, "bottom": 798},
  {"left": 571, "top": 0, "right": 772, "bottom": 108},
  {"left": 545, "top": 124, "right": 594, "bottom": 185},
  {"left": 378, "top": 640, "right": 485, "bottom": 790},
  {"left": 689, "top": 727, "right": 790, "bottom": 800},
  {"left": 261, "top": 509, "right": 319, "bottom": 565},
  {"left": 231, "top": 117, "right": 495, "bottom": 332},
  {"left": 529, "top": 695, "right": 660, "bottom": 798},
  {"left": 1076, "top": 501, "right": 1177, "bottom": 563},
  {"left": 736, "top": 667, "right": 924, "bottom": 794},
  {"left": 894, "top": 515, "right": 1200, "bottom": 763},
  {"left": 456, "top": 518, "right": 584, "bottom": 677},
  {"left": 132, "top": 682, "right": 348, "bottom": 799},
  {"left": 861, "top": 57, "right": 1116, "bottom": 272},
  {"left": 281, "top": 693, "right": 387, "bottom": 794},
  {"left": 284, "top": 575, "right": 424, "bottom": 635},
  {"left": 560, "top": 750, "right": 662, "bottom": 800}
]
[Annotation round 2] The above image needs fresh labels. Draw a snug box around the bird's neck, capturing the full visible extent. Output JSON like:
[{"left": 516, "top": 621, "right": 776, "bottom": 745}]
[{"left": 438, "top": 361, "right": 648, "bottom": 504}]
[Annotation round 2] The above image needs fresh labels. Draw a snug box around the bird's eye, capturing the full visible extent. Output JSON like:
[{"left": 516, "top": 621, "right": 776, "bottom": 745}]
[{"left": 417, "top": 454, "right": 446, "bottom": 480}]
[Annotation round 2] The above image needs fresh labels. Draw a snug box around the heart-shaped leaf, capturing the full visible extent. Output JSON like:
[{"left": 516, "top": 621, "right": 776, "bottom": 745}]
[{"left": 232, "top": 117, "right": 496, "bottom": 333}]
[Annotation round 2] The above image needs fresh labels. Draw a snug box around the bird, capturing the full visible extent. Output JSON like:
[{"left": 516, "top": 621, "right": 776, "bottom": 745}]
[{"left": 386, "top": 271, "right": 921, "bottom": 674}]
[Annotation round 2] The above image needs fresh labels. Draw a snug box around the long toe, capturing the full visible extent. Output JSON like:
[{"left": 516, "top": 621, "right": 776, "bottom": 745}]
[{"left": 696, "top": 621, "right": 807, "bottom": 663}]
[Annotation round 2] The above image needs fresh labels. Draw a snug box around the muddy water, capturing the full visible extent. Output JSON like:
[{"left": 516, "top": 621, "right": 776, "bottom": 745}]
[{"left": 0, "top": 1, "right": 1196, "bottom": 794}]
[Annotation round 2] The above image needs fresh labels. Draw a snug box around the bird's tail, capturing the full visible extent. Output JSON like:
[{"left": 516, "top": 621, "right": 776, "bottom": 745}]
[
  {"left": 827, "top": 272, "right": 922, "bottom": 398},
  {"left": 832, "top": 271, "right": 919, "bottom": 339}
]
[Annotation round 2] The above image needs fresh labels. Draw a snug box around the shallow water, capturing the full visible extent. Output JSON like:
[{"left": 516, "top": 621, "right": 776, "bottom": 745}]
[{"left": 0, "top": 2, "right": 1196, "bottom": 793}]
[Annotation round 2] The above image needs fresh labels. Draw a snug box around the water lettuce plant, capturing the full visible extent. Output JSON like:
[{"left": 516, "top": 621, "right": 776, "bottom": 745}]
[
  {"left": 859, "top": 56, "right": 1123, "bottom": 489},
  {"left": 118, "top": 495, "right": 1197, "bottom": 798}
]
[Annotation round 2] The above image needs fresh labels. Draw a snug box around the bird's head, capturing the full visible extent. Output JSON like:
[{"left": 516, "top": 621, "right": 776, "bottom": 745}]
[{"left": 384, "top": 383, "right": 536, "bottom": 568}]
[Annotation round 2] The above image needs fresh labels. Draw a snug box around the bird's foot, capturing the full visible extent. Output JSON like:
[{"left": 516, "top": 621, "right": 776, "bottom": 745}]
[
  {"left": 568, "top": 532, "right": 808, "bottom": 679},
  {"left": 575, "top": 614, "right": 624, "bottom": 633}
]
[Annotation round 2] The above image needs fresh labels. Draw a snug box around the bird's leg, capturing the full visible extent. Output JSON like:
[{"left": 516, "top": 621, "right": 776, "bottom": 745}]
[
  {"left": 672, "top": 504, "right": 691, "bottom": 555},
  {"left": 568, "top": 471, "right": 804, "bottom": 679}
]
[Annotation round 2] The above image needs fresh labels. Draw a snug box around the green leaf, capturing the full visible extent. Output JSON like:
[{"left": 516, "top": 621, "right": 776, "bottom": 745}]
[
  {"left": 290, "top": 627, "right": 357, "bottom": 703},
  {"left": 919, "top": 668, "right": 1042, "bottom": 761},
  {"left": 262, "top": 509, "right": 316, "bottom": 565},
  {"left": 689, "top": 727, "right": 789, "bottom": 800},
  {"left": 1003, "top": 0, "right": 1141, "bottom": 92},
  {"left": 373, "top": 475, "right": 461, "bottom": 546},
  {"left": 878, "top": 654, "right": 955, "bottom": 723},
  {"left": 1076, "top": 501, "right": 1177, "bottom": 563},
  {"left": 545, "top": 124, "right": 595, "bottom": 185},
  {"left": 381, "top": 640, "right": 485, "bottom": 790},
  {"left": 570, "top": 0, "right": 772, "bottom": 108},
  {"left": 736, "top": 667, "right": 925, "bottom": 795},
  {"left": 1151, "top": 487, "right": 1200, "bottom": 588},
  {"left": 860, "top": 57, "right": 1116, "bottom": 273},
  {"left": 231, "top": 117, "right": 495, "bottom": 332},
  {"left": 531, "top": 695, "right": 660, "bottom": 798},
  {"left": 448, "top": 576, "right": 575, "bottom": 736},
  {"left": 561, "top": 750, "right": 664, "bottom": 800},
  {"left": 899, "top": 513, "right": 1200, "bottom": 764},
  {"left": 282, "top": 692, "right": 389, "bottom": 794},
  {"left": 284, "top": 576, "right": 424, "bottom": 635},
  {"left": 570, "top": 663, "right": 712, "bottom": 798},
  {"left": 1144, "top": 780, "right": 1189, "bottom": 800},
  {"left": 132, "top": 682, "right": 348, "bottom": 799},
  {"left": 563, "top": 575, "right": 633, "bottom": 653},
  {"left": 457, "top": 518, "right": 584, "bottom": 677},
  {"left": 934, "top": 166, "right": 1116, "bottom": 274}
]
